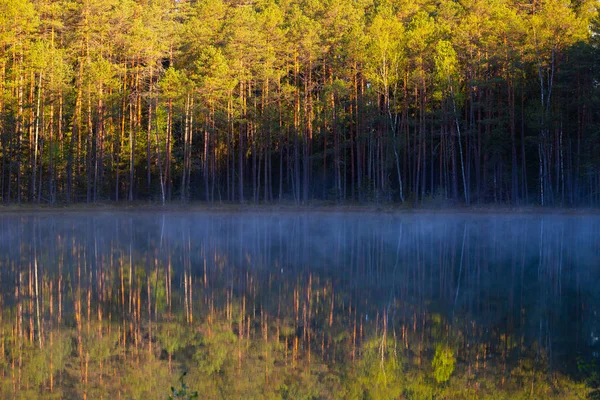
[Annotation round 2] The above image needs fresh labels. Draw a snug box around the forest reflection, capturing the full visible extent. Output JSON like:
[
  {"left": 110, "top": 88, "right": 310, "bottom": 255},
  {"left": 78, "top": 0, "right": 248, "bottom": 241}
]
[{"left": 0, "top": 213, "right": 599, "bottom": 399}]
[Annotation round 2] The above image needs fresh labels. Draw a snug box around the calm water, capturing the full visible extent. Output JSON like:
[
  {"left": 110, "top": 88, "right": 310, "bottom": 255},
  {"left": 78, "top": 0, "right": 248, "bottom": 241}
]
[{"left": 0, "top": 212, "right": 599, "bottom": 399}]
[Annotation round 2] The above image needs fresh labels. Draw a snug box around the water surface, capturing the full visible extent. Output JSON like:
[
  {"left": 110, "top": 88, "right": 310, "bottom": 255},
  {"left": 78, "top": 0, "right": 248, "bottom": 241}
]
[{"left": 0, "top": 212, "right": 599, "bottom": 399}]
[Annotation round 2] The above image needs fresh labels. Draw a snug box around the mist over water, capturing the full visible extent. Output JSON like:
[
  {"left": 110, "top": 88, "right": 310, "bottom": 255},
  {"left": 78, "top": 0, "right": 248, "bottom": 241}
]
[{"left": 0, "top": 212, "right": 599, "bottom": 398}]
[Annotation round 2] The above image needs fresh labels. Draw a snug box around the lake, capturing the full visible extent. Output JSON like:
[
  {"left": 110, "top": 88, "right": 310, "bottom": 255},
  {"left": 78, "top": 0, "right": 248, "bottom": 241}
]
[{"left": 0, "top": 212, "right": 599, "bottom": 399}]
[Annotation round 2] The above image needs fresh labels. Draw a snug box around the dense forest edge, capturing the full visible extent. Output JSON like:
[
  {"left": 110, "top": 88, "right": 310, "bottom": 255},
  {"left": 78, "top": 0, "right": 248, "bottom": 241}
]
[
  {"left": 1, "top": 0, "right": 600, "bottom": 207},
  {"left": 2, "top": 201, "right": 600, "bottom": 215}
]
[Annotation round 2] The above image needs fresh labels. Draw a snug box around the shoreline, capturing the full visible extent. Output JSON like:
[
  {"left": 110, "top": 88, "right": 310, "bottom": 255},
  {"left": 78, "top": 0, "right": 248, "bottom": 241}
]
[{"left": 0, "top": 201, "right": 598, "bottom": 215}]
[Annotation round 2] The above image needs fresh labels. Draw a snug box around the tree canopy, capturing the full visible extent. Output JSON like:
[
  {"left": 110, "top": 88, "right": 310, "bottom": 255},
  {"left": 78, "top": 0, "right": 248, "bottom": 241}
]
[{"left": 0, "top": 0, "right": 599, "bottom": 205}]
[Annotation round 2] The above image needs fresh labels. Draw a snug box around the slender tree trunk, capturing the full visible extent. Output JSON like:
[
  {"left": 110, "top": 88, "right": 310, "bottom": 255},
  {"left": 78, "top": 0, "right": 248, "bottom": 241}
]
[
  {"left": 68, "top": 55, "right": 84, "bottom": 203},
  {"left": 32, "top": 72, "right": 42, "bottom": 203},
  {"left": 449, "top": 79, "right": 469, "bottom": 204},
  {"left": 204, "top": 104, "right": 211, "bottom": 201},
  {"left": 303, "top": 62, "right": 312, "bottom": 204},
  {"left": 86, "top": 81, "right": 93, "bottom": 203},
  {"left": 166, "top": 98, "right": 172, "bottom": 201},
  {"left": 147, "top": 73, "right": 153, "bottom": 195},
  {"left": 129, "top": 92, "right": 135, "bottom": 202},
  {"left": 154, "top": 99, "right": 165, "bottom": 206},
  {"left": 521, "top": 82, "right": 528, "bottom": 203},
  {"left": 181, "top": 94, "right": 191, "bottom": 201},
  {"left": 239, "top": 82, "right": 245, "bottom": 204}
]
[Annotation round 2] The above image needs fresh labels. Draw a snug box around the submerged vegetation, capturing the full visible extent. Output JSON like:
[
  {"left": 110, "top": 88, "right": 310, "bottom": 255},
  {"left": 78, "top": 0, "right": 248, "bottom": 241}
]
[
  {"left": 0, "top": 0, "right": 600, "bottom": 206},
  {"left": 0, "top": 213, "right": 598, "bottom": 399}
]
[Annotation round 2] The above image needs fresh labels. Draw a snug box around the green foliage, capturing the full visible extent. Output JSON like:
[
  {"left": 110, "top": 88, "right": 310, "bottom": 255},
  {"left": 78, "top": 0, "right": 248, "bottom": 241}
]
[
  {"left": 159, "top": 68, "right": 193, "bottom": 101},
  {"left": 0, "top": 0, "right": 600, "bottom": 205},
  {"left": 432, "top": 343, "right": 456, "bottom": 383}
]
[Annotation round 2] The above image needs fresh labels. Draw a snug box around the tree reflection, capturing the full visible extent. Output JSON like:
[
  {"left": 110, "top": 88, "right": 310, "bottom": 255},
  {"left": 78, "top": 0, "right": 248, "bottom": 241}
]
[{"left": 0, "top": 213, "right": 598, "bottom": 398}]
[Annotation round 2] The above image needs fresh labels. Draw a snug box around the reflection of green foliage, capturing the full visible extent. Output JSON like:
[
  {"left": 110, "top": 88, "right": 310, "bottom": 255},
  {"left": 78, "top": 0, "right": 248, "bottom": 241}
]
[
  {"left": 404, "top": 372, "right": 438, "bottom": 400},
  {"left": 151, "top": 270, "right": 167, "bottom": 313},
  {"left": 158, "top": 321, "right": 197, "bottom": 357},
  {"left": 432, "top": 343, "right": 455, "bottom": 383},
  {"left": 278, "top": 378, "right": 320, "bottom": 400},
  {"left": 429, "top": 313, "right": 444, "bottom": 340},
  {"left": 22, "top": 344, "right": 49, "bottom": 388},
  {"left": 347, "top": 337, "right": 403, "bottom": 400},
  {"left": 169, "top": 372, "right": 198, "bottom": 400},
  {"left": 21, "top": 333, "right": 71, "bottom": 391},
  {"left": 193, "top": 323, "right": 236, "bottom": 376},
  {"left": 135, "top": 264, "right": 147, "bottom": 286},
  {"left": 279, "top": 323, "right": 295, "bottom": 337},
  {"left": 86, "top": 329, "right": 119, "bottom": 365},
  {"left": 50, "top": 333, "right": 72, "bottom": 373},
  {"left": 273, "top": 362, "right": 340, "bottom": 400},
  {"left": 577, "top": 357, "right": 600, "bottom": 399},
  {"left": 0, "top": 275, "right": 595, "bottom": 399},
  {"left": 121, "top": 359, "right": 171, "bottom": 400}
]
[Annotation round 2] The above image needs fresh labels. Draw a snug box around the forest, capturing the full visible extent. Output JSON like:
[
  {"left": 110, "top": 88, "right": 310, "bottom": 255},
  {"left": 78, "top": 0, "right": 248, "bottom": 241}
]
[{"left": 0, "top": 0, "right": 599, "bottom": 206}]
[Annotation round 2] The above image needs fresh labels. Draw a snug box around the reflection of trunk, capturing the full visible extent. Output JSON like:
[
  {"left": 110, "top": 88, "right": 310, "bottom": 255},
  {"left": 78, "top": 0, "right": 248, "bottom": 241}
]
[
  {"left": 129, "top": 241, "right": 133, "bottom": 314},
  {"left": 452, "top": 223, "right": 468, "bottom": 321},
  {"left": 147, "top": 275, "right": 152, "bottom": 357},
  {"left": 75, "top": 264, "right": 84, "bottom": 395},
  {"left": 34, "top": 231, "right": 42, "bottom": 349}
]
